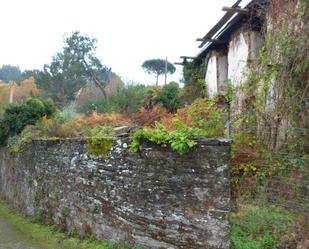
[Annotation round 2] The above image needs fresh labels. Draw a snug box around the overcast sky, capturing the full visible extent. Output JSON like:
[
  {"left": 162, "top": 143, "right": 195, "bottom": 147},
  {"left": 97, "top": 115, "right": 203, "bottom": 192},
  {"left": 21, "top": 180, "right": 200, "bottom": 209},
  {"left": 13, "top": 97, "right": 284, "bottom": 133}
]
[{"left": 0, "top": 0, "right": 244, "bottom": 86}]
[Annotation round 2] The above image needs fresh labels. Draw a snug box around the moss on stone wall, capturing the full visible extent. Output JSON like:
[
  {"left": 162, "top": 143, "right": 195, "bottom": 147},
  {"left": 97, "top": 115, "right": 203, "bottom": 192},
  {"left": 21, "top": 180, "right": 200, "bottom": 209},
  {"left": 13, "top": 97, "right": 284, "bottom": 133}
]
[{"left": 87, "top": 137, "right": 113, "bottom": 157}]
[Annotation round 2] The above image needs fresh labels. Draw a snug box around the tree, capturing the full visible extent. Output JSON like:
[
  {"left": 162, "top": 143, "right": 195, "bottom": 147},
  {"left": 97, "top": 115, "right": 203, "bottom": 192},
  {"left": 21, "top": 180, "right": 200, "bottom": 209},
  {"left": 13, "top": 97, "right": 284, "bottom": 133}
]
[
  {"left": 0, "top": 65, "right": 21, "bottom": 82},
  {"left": 36, "top": 31, "right": 110, "bottom": 107},
  {"left": 142, "top": 59, "right": 176, "bottom": 87},
  {"left": 21, "top": 69, "right": 41, "bottom": 80}
]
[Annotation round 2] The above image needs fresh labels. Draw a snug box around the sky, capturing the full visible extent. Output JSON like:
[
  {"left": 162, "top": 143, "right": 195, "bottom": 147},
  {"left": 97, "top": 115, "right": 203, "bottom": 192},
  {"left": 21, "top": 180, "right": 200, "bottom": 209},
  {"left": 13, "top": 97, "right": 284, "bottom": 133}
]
[{"left": 0, "top": 0, "right": 241, "bottom": 86}]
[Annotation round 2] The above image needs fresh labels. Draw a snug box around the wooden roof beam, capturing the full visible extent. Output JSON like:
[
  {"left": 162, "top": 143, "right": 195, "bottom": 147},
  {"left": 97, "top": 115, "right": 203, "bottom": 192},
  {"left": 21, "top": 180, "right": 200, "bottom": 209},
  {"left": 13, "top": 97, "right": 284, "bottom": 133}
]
[
  {"left": 196, "top": 38, "right": 227, "bottom": 44},
  {"left": 222, "top": 7, "right": 249, "bottom": 15},
  {"left": 180, "top": 56, "right": 196, "bottom": 60}
]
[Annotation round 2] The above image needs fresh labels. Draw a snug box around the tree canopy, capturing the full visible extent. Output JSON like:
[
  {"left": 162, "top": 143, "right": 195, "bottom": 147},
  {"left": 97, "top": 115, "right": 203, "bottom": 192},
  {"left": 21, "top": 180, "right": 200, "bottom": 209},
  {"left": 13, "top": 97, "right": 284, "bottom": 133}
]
[
  {"left": 142, "top": 59, "right": 176, "bottom": 87},
  {"left": 36, "top": 31, "right": 111, "bottom": 107},
  {"left": 0, "top": 65, "right": 21, "bottom": 82}
]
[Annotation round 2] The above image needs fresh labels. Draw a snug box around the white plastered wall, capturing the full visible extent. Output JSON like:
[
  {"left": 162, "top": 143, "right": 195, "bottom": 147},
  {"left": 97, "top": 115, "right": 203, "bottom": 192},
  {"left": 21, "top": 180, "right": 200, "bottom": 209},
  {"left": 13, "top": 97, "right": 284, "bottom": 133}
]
[
  {"left": 228, "top": 29, "right": 264, "bottom": 87},
  {"left": 205, "top": 51, "right": 228, "bottom": 97},
  {"left": 228, "top": 32, "right": 249, "bottom": 87},
  {"left": 205, "top": 53, "right": 218, "bottom": 97},
  {"left": 204, "top": 28, "right": 263, "bottom": 98}
]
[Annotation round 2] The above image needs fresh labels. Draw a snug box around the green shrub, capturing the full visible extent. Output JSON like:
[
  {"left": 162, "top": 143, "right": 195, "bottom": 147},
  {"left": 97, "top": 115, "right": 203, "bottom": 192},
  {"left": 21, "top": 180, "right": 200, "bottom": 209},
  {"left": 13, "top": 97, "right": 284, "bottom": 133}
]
[
  {"left": 0, "top": 98, "right": 57, "bottom": 145},
  {"left": 109, "top": 84, "right": 149, "bottom": 114},
  {"left": 130, "top": 121, "right": 204, "bottom": 155},
  {"left": 154, "top": 82, "right": 182, "bottom": 113}
]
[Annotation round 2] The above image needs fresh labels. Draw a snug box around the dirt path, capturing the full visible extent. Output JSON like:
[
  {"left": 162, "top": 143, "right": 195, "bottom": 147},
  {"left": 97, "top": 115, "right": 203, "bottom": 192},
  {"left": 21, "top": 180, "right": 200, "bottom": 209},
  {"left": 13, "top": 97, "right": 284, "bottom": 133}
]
[{"left": 0, "top": 218, "right": 41, "bottom": 249}]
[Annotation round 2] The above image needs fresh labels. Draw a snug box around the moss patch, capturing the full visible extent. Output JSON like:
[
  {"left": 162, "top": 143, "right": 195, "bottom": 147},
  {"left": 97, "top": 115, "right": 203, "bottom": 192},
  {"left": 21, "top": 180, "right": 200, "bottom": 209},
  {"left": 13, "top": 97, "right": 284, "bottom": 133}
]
[{"left": 87, "top": 137, "right": 114, "bottom": 157}]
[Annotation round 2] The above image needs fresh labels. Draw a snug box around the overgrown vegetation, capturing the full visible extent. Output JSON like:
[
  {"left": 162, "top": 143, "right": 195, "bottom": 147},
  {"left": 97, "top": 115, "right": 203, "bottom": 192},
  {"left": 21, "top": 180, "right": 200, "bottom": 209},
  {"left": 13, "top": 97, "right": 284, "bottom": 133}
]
[
  {"left": 6, "top": 112, "right": 123, "bottom": 154},
  {"left": 130, "top": 98, "right": 226, "bottom": 155},
  {"left": 86, "top": 125, "right": 114, "bottom": 157},
  {"left": 1, "top": 96, "right": 225, "bottom": 155},
  {"left": 233, "top": 0, "right": 309, "bottom": 153},
  {"left": 228, "top": 2, "right": 309, "bottom": 248}
]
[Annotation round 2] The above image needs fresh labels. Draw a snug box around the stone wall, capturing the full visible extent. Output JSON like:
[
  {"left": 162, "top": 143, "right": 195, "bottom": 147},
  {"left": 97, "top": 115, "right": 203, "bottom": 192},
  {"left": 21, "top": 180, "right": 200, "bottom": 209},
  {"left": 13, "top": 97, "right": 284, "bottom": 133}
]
[{"left": 0, "top": 137, "right": 231, "bottom": 249}]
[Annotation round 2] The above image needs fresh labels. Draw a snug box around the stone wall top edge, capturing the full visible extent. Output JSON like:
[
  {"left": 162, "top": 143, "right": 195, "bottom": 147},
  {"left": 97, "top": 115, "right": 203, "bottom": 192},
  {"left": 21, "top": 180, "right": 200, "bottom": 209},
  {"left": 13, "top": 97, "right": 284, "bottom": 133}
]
[{"left": 29, "top": 137, "right": 231, "bottom": 146}]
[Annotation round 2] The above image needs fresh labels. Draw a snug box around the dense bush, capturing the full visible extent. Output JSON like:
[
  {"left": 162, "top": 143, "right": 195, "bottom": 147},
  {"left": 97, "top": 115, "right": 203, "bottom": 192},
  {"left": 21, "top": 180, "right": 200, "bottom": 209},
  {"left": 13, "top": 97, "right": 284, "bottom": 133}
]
[
  {"left": 154, "top": 82, "right": 182, "bottom": 113},
  {"left": 0, "top": 98, "right": 57, "bottom": 145},
  {"left": 108, "top": 84, "right": 149, "bottom": 114}
]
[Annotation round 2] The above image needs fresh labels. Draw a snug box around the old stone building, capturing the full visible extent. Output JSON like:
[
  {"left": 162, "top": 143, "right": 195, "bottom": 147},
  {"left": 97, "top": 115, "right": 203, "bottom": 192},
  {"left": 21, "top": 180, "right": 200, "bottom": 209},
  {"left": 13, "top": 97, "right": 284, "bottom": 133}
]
[
  {"left": 180, "top": 0, "right": 267, "bottom": 98},
  {"left": 178, "top": 0, "right": 309, "bottom": 151}
]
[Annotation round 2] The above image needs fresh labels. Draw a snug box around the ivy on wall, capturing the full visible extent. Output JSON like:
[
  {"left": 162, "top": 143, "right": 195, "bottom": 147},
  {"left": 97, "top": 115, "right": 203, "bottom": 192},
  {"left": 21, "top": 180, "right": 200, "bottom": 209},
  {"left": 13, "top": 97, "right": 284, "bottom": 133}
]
[
  {"left": 181, "top": 58, "right": 209, "bottom": 103},
  {"left": 231, "top": 0, "right": 309, "bottom": 153}
]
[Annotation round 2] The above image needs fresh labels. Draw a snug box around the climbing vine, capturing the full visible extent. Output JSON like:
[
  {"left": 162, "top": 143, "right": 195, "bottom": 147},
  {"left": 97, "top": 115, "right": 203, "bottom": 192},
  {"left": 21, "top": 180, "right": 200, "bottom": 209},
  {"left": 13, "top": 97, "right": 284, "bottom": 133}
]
[{"left": 181, "top": 58, "right": 209, "bottom": 103}]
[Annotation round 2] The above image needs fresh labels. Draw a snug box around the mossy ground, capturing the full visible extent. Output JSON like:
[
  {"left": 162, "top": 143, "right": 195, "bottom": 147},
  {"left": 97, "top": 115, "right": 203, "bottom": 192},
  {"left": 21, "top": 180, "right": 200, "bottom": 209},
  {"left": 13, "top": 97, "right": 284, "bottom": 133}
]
[{"left": 0, "top": 199, "right": 136, "bottom": 249}]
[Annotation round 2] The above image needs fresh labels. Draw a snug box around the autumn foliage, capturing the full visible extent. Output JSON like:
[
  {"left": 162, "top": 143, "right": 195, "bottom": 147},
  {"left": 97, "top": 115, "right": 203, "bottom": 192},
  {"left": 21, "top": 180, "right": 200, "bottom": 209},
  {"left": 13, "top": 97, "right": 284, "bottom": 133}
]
[
  {"left": 83, "top": 111, "right": 130, "bottom": 127},
  {"left": 131, "top": 106, "right": 171, "bottom": 127},
  {"left": 0, "top": 77, "right": 39, "bottom": 113}
]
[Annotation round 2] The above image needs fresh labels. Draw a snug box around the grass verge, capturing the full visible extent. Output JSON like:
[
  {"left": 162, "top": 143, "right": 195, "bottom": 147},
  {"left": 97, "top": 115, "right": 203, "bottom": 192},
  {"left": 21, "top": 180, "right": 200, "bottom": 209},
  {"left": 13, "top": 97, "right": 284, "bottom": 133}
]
[
  {"left": 0, "top": 199, "right": 135, "bottom": 249},
  {"left": 231, "top": 202, "right": 301, "bottom": 249}
]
